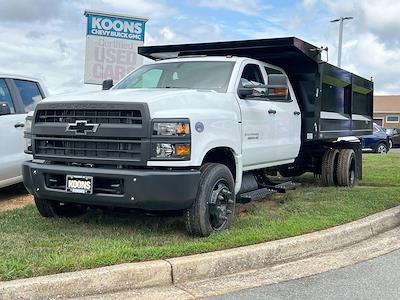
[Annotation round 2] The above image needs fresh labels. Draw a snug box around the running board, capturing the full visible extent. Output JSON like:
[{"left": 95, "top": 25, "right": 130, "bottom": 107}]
[
  {"left": 263, "top": 181, "right": 301, "bottom": 193},
  {"left": 238, "top": 188, "right": 276, "bottom": 203}
]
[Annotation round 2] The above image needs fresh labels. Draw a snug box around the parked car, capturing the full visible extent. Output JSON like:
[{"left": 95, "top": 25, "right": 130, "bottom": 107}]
[
  {"left": 359, "top": 123, "right": 391, "bottom": 153},
  {"left": 0, "top": 74, "right": 48, "bottom": 188},
  {"left": 385, "top": 127, "right": 400, "bottom": 147}
]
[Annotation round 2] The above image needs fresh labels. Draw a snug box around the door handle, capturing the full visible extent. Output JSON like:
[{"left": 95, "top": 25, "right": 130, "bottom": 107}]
[
  {"left": 14, "top": 122, "right": 25, "bottom": 128},
  {"left": 268, "top": 109, "right": 277, "bottom": 114},
  {"left": 294, "top": 111, "right": 301, "bottom": 116}
]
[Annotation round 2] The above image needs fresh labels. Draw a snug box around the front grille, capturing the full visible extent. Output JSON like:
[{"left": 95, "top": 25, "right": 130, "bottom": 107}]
[
  {"left": 32, "top": 103, "right": 150, "bottom": 166},
  {"left": 35, "top": 136, "right": 142, "bottom": 161},
  {"left": 36, "top": 109, "right": 142, "bottom": 125}
]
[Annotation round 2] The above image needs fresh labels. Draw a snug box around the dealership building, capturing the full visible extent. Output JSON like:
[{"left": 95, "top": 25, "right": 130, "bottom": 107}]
[{"left": 373, "top": 95, "right": 400, "bottom": 128}]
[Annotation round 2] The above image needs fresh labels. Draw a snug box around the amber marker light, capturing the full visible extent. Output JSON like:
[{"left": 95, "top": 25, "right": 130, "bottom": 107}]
[
  {"left": 176, "top": 144, "right": 191, "bottom": 156},
  {"left": 272, "top": 88, "right": 288, "bottom": 95}
]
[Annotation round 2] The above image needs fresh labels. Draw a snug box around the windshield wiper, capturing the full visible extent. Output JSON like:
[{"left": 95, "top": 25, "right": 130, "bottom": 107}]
[{"left": 164, "top": 86, "right": 190, "bottom": 89}]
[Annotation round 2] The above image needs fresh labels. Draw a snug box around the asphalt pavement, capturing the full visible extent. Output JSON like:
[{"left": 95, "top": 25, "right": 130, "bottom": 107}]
[{"left": 209, "top": 249, "right": 400, "bottom": 300}]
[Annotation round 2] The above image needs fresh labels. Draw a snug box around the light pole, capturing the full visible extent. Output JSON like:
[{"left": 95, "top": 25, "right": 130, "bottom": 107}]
[{"left": 330, "top": 16, "right": 354, "bottom": 67}]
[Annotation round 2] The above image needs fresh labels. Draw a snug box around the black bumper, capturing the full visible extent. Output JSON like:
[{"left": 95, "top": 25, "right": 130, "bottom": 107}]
[{"left": 22, "top": 161, "right": 200, "bottom": 211}]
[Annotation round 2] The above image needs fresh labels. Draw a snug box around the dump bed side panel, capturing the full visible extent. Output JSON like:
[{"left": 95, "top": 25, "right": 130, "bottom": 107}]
[{"left": 317, "top": 63, "right": 373, "bottom": 140}]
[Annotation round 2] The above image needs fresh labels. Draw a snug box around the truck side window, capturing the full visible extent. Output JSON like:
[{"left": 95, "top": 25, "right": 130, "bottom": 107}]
[
  {"left": 264, "top": 67, "right": 283, "bottom": 75},
  {"left": 14, "top": 80, "right": 43, "bottom": 113},
  {"left": 240, "top": 64, "right": 264, "bottom": 86},
  {"left": 0, "top": 79, "right": 15, "bottom": 114}
]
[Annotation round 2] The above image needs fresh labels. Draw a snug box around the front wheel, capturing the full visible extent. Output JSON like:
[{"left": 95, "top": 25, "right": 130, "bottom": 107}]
[{"left": 185, "top": 163, "right": 235, "bottom": 237}]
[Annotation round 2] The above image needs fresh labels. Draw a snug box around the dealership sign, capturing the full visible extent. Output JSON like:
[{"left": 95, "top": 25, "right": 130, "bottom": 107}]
[{"left": 84, "top": 10, "right": 148, "bottom": 85}]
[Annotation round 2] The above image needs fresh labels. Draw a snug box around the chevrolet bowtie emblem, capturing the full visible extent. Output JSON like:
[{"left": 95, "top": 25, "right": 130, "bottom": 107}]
[{"left": 65, "top": 120, "right": 99, "bottom": 135}]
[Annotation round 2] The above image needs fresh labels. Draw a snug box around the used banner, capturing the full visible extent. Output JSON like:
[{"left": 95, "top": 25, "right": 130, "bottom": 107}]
[{"left": 84, "top": 10, "right": 148, "bottom": 85}]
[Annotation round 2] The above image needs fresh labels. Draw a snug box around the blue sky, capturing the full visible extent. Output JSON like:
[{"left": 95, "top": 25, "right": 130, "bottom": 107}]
[{"left": 0, "top": 0, "right": 399, "bottom": 95}]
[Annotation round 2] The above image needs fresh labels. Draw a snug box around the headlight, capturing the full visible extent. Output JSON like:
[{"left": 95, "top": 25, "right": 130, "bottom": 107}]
[
  {"left": 154, "top": 143, "right": 191, "bottom": 159},
  {"left": 153, "top": 121, "right": 190, "bottom": 136},
  {"left": 24, "top": 117, "right": 33, "bottom": 154},
  {"left": 151, "top": 119, "right": 191, "bottom": 160}
]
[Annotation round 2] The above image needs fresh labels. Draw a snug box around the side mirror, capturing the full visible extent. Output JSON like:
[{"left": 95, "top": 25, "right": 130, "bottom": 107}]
[
  {"left": 238, "top": 87, "right": 254, "bottom": 99},
  {"left": 0, "top": 102, "right": 11, "bottom": 116},
  {"left": 268, "top": 74, "right": 287, "bottom": 86},
  {"left": 266, "top": 74, "right": 289, "bottom": 101},
  {"left": 102, "top": 79, "right": 114, "bottom": 90}
]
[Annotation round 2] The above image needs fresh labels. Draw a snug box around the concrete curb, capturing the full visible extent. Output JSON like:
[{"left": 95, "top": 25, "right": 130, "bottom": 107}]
[
  {"left": 1, "top": 206, "right": 400, "bottom": 299},
  {"left": 0, "top": 261, "right": 172, "bottom": 300}
]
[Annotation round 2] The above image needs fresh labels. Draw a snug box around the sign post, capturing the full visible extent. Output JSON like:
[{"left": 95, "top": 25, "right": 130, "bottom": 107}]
[{"left": 84, "top": 10, "right": 148, "bottom": 85}]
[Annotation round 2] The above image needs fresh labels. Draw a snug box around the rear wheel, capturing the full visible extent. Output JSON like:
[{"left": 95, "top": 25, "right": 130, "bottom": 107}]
[
  {"left": 336, "top": 149, "right": 356, "bottom": 187},
  {"left": 185, "top": 163, "right": 235, "bottom": 237},
  {"left": 375, "top": 142, "right": 388, "bottom": 154},
  {"left": 34, "top": 197, "right": 87, "bottom": 218},
  {"left": 321, "top": 149, "right": 339, "bottom": 186}
]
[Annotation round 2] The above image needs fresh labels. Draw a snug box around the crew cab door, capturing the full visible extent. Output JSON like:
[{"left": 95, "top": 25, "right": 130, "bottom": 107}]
[
  {"left": 261, "top": 65, "right": 301, "bottom": 162},
  {"left": 237, "top": 61, "right": 301, "bottom": 170},
  {"left": 237, "top": 62, "right": 279, "bottom": 169},
  {"left": 0, "top": 78, "right": 44, "bottom": 188}
]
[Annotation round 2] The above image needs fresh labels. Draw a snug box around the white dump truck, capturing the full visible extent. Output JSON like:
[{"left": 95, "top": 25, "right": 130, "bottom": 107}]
[{"left": 23, "top": 37, "right": 373, "bottom": 236}]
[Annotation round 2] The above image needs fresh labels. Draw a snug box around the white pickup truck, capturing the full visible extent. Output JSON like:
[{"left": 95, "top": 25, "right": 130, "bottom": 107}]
[
  {"left": 23, "top": 38, "right": 373, "bottom": 236},
  {"left": 0, "top": 74, "right": 47, "bottom": 188}
]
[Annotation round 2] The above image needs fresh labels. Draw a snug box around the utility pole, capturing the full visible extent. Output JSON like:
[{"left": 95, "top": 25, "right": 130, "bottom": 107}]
[{"left": 330, "top": 17, "right": 354, "bottom": 67}]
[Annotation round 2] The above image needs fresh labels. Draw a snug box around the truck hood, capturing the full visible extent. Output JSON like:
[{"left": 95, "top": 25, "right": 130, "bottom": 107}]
[
  {"left": 40, "top": 88, "right": 232, "bottom": 118},
  {"left": 43, "top": 88, "right": 221, "bottom": 104}
]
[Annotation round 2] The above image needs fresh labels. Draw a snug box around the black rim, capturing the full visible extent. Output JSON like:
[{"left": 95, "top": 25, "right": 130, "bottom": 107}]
[{"left": 208, "top": 179, "right": 234, "bottom": 230}]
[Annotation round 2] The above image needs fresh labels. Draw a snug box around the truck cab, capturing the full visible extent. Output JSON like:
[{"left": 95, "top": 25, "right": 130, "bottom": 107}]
[
  {"left": 0, "top": 74, "right": 48, "bottom": 188},
  {"left": 23, "top": 38, "right": 373, "bottom": 236}
]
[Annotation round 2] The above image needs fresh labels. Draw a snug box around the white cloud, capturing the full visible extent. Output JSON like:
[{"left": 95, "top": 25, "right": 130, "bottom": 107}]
[
  {"left": 341, "top": 33, "right": 400, "bottom": 94},
  {"left": 100, "top": 0, "right": 177, "bottom": 19},
  {"left": 196, "top": 0, "right": 268, "bottom": 16},
  {"left": 302, "top": 0, "right": 317, "bottom": 8}
]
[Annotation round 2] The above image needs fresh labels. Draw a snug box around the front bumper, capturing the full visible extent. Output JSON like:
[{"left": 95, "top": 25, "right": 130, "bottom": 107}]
[{"left": 22, "top": 161, "right": 200, "bottom": 211}]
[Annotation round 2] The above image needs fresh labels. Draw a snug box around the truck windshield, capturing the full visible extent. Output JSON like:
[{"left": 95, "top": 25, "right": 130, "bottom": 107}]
[{"left": 114, "top": 61, "right": 235, "bottom": 93}]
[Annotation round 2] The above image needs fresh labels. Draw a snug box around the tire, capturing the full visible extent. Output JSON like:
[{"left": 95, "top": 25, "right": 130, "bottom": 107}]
[
  {"left": 185, "top": 163, "right": 235, "bottom": 237},
  {"left": 279, "top": 167, "right": 305, "bottom": 178},
  {"left": 375, "top": 142, "right": 388, "bottom": 154},
  {"left": 34, "top": 197, "right": 87, "bottom": 218},
  {"left": 321, "top": 149, "right": 339, "bottom": 186},
  {"left": 336, "top": 149, "right": 356, "bottom": 187}
]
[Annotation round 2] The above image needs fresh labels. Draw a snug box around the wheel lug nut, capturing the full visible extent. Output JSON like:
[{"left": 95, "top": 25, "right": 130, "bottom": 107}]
[
  {"left": 227, "top": 210, "right": 232, "bottom": 215},
  {"left": 218, "top": 195, "right": 224, "bottom": 201},
  {"left": 222, "top": 189, "right": 232, "bottom": 196},
  {"left": 228, "top": 199, "right": 234, "bottom": 204}
]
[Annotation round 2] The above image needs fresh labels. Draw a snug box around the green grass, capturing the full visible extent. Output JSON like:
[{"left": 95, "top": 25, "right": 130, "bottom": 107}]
[{"left": 1, "top": 153, "right": 399, "bottom": 280}]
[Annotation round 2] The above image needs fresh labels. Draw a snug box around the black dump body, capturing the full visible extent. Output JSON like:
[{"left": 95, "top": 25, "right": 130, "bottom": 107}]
[{"left": 139, "top": 37, "right": 373, "bottom": 142}]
